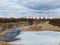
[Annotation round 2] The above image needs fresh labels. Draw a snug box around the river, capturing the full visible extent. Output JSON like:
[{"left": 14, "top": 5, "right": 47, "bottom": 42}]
[{"left": 9, "top": 31, "right": 60, "bottom": 45}]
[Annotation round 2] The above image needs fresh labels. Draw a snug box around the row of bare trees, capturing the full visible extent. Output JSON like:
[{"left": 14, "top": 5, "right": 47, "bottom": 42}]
[
  {"left": 0, "top": 18, "right": 60, "bottom": 27},
  {"left": 0, "top": 18, "right": 34, "bottom": 24},
  {"left": 49, "top": 19, "right": 60, "bottom": 27}
]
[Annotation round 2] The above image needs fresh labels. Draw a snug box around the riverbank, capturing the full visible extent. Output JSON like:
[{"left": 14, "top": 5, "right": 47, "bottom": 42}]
[{"left": 21, "top": 22, "right": 60, "bottom": 31}]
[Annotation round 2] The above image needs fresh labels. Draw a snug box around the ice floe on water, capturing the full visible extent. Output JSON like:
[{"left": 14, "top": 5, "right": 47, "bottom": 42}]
[{"left": 10, "top": 31, "right": 60, "bottom": 45}]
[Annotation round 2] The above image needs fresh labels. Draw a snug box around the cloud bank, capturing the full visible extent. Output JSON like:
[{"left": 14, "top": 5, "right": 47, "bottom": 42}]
[{"left": 0, "top": 0, "right": 60, "bottom": 17}]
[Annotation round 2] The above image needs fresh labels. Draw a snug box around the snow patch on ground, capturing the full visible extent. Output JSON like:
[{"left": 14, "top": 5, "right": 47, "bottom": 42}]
[{"left": 10, "top": 31, "right": 60, "bottom": 45}]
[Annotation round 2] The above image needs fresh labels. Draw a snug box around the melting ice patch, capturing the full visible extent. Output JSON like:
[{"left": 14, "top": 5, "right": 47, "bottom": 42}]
[{"left": 10, "top": 31, "right": 60, "bottom": 45}]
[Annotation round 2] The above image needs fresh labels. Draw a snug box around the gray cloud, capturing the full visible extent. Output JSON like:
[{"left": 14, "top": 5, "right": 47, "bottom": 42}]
[
  {"left": 15, "top": 0, "right": 60, "bottom": 10},
  {"left": 0, "top": 0, "right": 60, "bottom": 17}
]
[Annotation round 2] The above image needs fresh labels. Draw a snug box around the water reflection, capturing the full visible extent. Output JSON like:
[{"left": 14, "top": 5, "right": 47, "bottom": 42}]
[{"left": 0, "top": 26, "right": 20, "bottom": 42}]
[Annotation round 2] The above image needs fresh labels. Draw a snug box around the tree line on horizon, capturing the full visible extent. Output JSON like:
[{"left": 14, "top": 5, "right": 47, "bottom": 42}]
[{"left": 0, "top": 18, "right": 60, "bottom": 27}]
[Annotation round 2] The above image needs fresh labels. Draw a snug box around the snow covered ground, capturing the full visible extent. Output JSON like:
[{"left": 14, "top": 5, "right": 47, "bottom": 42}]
[{"left": 10, "top": 31, "right": 60, "bottom": 45}]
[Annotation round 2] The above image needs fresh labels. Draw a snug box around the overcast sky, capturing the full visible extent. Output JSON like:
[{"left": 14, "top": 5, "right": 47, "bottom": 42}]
[{"left": 0, "top": 0, "right": 60, "bottom": 18}]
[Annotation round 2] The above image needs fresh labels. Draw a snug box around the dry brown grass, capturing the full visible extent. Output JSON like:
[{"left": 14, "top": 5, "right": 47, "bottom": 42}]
[
  {"left": 0, "top": 29, "right": 13, "bottom": 35},
  {"left": 21, "top": 22, "right": 60, "bottom": 31},
  {"left": 21, "top": 24, "right": 42, "bottom": 31},
  {"left": 0, "top": 21, "right": 28, "bottom": 28},
  {"left": 0, "top": 41, "right": 11, "bottom": 45}
]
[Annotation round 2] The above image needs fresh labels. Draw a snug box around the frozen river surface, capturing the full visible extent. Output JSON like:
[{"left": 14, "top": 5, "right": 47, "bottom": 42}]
[{"left": 10, "top": 31, "right": 60, "bottom": 45}]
